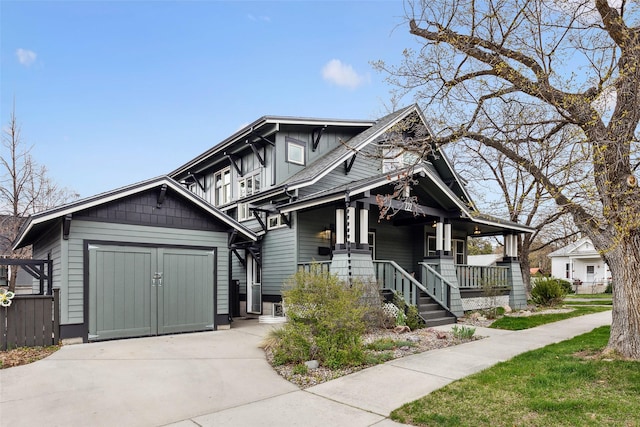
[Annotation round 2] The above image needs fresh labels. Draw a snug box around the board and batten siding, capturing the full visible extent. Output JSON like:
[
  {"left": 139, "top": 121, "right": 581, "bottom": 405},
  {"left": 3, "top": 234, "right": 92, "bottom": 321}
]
[
  {"left": 372, "top": 214, "right": 416, "bottom": 273},
  {"left": 63, "top": 220, "right": 229, "bottom": 324}
]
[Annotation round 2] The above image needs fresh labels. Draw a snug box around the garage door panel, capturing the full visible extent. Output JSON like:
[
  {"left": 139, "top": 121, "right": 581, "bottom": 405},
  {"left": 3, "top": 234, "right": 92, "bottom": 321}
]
[
  {"left": 89, "top": 246, "right": 155, "bottom": 340},
  {"left": 158, "top": 249, "right": 214, "bottom": 335}
]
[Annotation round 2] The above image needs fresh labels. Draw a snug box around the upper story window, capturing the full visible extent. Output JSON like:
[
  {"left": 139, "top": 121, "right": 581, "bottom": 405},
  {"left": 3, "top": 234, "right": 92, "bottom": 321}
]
[
  {"left": 238, "top": 203, "right": 251, "bottom": 222},
  {"left": 381, "top": 146, "right": 419, "bottom": 173},
  {"left": 238, "top": 171, "right": 261, "bottom": 199},
  {"left": 214, "top": 168, "right": 231, "bottom": 206},
  {"left": 286, "top": 137, "right": 305, "bottom": 165},
  {"left": 267, "top": 214, "right": 287, "bottom": 230}
]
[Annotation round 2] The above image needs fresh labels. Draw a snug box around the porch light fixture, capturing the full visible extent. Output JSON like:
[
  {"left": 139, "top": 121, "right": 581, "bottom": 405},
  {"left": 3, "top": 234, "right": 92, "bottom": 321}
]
[
  {"left": 431, "top": 220, "right": 437, "bottom": 228},
  {"left": 473, "top": 226, "right": 481, "bottom": 235}
]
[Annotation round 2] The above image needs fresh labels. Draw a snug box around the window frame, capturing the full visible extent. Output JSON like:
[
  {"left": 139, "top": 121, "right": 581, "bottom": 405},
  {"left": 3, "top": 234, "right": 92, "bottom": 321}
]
[
  {"left": 267, "top": 214, "right": 287, "bottom": 230},
  {"left": 214, "top": 167, "right": 231, "bottom": 206},
  {"left": 238, "top": 202, "right": 251, "bottom": 222},
  {"left": 238, "top": 171, "right": 261, "bottom": 199},
  {"left": 285, "top": 137, "right": 306, "bottom": 166}
]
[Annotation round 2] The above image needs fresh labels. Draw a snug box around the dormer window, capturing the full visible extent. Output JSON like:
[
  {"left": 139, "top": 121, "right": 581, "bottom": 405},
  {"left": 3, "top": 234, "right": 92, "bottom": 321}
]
[{"left": 286, "top": 137, "right": 305, "bottom": 165}]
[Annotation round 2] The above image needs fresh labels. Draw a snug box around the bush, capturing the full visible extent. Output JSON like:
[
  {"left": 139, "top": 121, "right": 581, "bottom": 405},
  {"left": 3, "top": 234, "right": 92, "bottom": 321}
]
[
  {"left": 391, "top": 291, "right": 425, "bottom": 331},
  {"left": 556, "top": 278, "right": 574, "bottom": 294},
  {"left": 604, "top": 282, "right": 613, "bottom": 294},
  {"left": 272, "top": 266, "right": 373, "bottom": 369},
  {"left": 531, "top": 277, "right": 568, "bottom": 306},
  {"left": 451, "top": 325, "right": 476, "bottom": 339}
]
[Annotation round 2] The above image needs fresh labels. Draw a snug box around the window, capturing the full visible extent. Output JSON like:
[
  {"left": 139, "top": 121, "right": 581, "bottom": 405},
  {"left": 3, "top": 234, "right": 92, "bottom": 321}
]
[
  {"left": 214, "top": 168, "right": 231, "bottom": 206},
  {"left": 381, "top": 146, "right": 419, "bottom": 173},
  {"left": 238, "top": 172, "right": 261, "bottom": 199},
  {"left": 286, "top": 137, "right": 305, "bottom": 165},
  {"left": 368, "top": 231, "right": 376, "bottom": 259},
  {"left": 238, "top": 203, "right": 250, "bottom": 221},
  {"left": 565, "top": 263, "right": 571, "bottom": 279},
  {"left": 454, "top": 239, "right": 465, "bottom": 265},
  {"left": 425, "top": 235, "right": 437, "bottom": 257},
  {"left": 267, "top": 214, "right": 287, "bottom": 230}
]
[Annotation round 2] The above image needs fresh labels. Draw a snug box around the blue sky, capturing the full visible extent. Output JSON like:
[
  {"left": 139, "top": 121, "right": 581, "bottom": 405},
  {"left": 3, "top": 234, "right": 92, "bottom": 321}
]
[{"left": 1, "top": 0, "right": 416, "bottom": 198}]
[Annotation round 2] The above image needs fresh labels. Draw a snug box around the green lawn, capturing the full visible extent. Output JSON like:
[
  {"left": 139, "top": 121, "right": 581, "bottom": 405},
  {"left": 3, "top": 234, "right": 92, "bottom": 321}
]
[
  {"left": 565, "top": 294, "right": 613, "bottom": 300},
  {"left": 390, "top": 326, "right": 640, "bottom": 427},
  {"left": 490, "top": 306, "right": 611, "bottom": 330},
  {"left": 565, "top": 300, "right": 612, "bottom": 306}
]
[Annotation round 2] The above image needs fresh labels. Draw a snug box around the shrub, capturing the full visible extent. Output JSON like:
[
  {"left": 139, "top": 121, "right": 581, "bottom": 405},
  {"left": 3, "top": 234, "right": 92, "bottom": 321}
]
[
  {"left": 604, "top": 282, "right": 613, "bottom": 294},
  {"left": 451, "top": 325, "right": 476, "bottom": 340},
  {"left": 531, "top": 277, "right": 568, "bottom": 306},
  {"left": 405, "top": 304, "right": 425, "bottom": 330},
  {"left": 556, "top": 278, "right": 574, "bottom": 294},
  {"left": 273, "top": 266, "right": 371, "bottom": 369},
  {"left": 391, "top": 291, "right": 425, "bottom": 331}
]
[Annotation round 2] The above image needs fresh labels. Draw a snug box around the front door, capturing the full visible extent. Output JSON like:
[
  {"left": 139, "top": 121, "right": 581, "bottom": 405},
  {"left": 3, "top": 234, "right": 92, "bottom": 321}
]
[
  {"left": 88, "top": 244, "right": 215, "bottom": 340},
  {"left": 586, "top": 265, "right": 595, "bottom": 284},
  {"left": 246, "top": 252, "right": 262, "bottom": 314}
]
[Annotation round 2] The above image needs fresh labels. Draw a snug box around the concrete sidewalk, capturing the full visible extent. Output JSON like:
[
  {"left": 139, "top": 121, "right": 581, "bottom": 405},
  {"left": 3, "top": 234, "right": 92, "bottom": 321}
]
[
  {"left": 169, "top": 311, "right": 612, "bottom": 427},
  {"left": 0, "top": 311, "right": 612, "bottom": 427}
]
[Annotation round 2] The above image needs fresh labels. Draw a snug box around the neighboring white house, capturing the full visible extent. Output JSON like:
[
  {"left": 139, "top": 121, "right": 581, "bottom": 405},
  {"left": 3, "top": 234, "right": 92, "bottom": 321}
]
[{"left": 548, "top": 237, "right": 611, "bottom": 294}]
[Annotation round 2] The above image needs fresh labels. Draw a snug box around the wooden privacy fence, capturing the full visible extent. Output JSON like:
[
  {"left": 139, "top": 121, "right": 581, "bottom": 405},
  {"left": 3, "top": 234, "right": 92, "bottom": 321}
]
[{"left": 0, "top": 289, "right": 60, "bottom": 351}]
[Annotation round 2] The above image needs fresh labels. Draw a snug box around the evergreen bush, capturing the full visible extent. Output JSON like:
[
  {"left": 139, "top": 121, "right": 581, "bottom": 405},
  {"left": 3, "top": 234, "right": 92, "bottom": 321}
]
[{"left": 531, "top": 277, "right": 568, "bottom": 306}]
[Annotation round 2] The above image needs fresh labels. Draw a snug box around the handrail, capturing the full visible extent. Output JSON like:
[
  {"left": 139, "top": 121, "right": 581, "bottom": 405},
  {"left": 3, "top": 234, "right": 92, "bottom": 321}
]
[
  {"left": 373, "top": 260, "right": 429, "bottom": 306},
  {"left": 297, "top": 261, "right": 332, "bottom": 274},
  {"left": 419, "top": 262, "right": 460, "bottom": 311},
  {"left": 455, "top": 264, "right": 509, "bottom": 289}
]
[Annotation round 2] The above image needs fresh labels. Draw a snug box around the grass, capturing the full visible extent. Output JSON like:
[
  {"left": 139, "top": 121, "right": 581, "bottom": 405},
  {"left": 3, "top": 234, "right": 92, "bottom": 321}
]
[
  {"left": 390, "top": 326, "right": 640, "bottom": 427},
  {"left": 565, "top": 300, "right": 612, "bottom": 306},
  {"left": 565, "top": 293, "right": 613, "bottom": 299},
  {"left": 490, "top": 306, "right": 611, "bottom": 331}
]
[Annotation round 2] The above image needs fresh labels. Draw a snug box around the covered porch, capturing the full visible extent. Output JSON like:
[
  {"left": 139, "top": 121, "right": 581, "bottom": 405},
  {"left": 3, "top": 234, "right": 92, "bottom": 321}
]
[{"left": 287, "top": 168, "right": 532, "bottom": 325}]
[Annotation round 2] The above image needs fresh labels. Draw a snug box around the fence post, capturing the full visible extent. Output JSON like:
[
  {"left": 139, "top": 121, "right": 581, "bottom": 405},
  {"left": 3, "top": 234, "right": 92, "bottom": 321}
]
[{"left": 53, "top": 288, "right": 60, "bottom": 344}]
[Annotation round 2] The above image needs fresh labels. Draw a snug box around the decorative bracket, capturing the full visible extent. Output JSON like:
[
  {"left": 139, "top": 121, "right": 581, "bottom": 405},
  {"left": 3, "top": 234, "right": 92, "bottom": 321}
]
[
  {"left": 63, "top": 214, "right": 72, "bottom": 240},
  {"left": 224, "top": 152, "right": 243, "bottom": 177},
  {"left": 312, "top": 125, "right": 327, "bottom": 152},
  {"left": 157, "top": 184, "right": 167, "bottom": 208},
  {"left": 344, "top": 153, "right": 357, "bottom": 175}
]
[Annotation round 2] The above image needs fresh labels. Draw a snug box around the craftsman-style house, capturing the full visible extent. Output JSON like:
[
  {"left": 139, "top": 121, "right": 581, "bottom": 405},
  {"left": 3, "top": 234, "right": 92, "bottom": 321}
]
[{"left": 14, "top": 104, "right": 532, "bottom": 342}]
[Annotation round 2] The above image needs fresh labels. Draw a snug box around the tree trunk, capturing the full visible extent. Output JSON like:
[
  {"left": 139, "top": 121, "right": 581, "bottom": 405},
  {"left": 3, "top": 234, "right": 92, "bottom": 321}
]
[{"left": 605, "top": 234, "right": 640, "bottom": 359}]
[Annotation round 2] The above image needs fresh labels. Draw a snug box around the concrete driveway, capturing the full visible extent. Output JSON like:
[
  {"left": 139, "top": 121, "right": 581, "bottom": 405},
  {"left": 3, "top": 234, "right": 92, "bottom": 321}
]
[{"left": 0, "top": 319, "right": 301, "bottom": 427}]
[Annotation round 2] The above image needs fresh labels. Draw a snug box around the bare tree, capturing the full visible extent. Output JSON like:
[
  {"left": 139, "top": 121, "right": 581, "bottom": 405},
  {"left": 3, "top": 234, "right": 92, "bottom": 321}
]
[
  {"left": 375, "top": 0, "right": 640, "bottom": 358},
  {"left": 1, "top": 104, "right": 78, "bottom": 291}
]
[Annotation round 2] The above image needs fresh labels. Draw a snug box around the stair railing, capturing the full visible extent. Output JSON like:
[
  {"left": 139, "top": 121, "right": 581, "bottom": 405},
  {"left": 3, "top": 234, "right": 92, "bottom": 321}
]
[
  {"left": 372, "top": 260, "right": 430, "bottom": 306},
  {"left": 418, "top": 262, "right": 459, "bottom": 312}
]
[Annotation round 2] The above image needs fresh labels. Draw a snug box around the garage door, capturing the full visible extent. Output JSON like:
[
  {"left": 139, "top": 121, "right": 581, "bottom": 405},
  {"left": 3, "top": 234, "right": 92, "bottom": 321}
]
[{"left": 88, "top": 244, "right": 215, "bottom": 341}]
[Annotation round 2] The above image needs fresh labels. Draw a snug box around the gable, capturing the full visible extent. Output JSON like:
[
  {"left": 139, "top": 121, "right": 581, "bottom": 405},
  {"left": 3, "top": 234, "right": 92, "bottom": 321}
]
[{"left": 74, "top": 188, "right": 227, "bottom": 232}]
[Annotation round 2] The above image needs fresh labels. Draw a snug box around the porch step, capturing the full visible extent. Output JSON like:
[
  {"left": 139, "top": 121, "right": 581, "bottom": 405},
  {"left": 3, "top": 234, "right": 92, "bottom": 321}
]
[{"left": 418, "top": 292, "right": 457, "bottom": 327}]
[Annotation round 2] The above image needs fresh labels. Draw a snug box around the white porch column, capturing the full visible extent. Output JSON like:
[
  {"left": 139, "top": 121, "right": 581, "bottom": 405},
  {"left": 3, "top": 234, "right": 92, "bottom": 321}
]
[
  {"left": 347, "top": 206, "right": 356, "bottom": 244},
  {"left": 436, "top": 222, "right": 444, "bottom": 252},
  {"left": 444, "top": 222, "right": 452, "bottom": 252},
  {"left": 511, "top": 234, "right": 519, "bottom": 258},
  {"left": 359, "top": 207, "right": 369, "bottom": 245},
  {"left": 336, "top": 208, "right": 345, "bottom": 246}
]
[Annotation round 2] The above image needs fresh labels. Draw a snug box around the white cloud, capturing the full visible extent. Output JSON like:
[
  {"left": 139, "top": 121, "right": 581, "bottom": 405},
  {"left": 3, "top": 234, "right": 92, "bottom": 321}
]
[
  {"left": 321, "top": 59, "right": 370, "bottom": 90},
  {"left": 247, "top": 14, "right": 271, "bottom": 22},
  {"left": 16, "top": 48, "right": 37, "bottom": 66}
]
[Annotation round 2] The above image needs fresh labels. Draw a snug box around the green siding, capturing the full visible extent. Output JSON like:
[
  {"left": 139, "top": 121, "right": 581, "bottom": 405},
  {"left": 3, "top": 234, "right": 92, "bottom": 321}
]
[
  {"left": 65, "top": 220, "right": 229, "bottom": 324},
  {"left": 260, "top": 213, "right": 297, "bottom": 296},
  {"left": 297, "top": 207, "right": 333, "bottom": 263}
]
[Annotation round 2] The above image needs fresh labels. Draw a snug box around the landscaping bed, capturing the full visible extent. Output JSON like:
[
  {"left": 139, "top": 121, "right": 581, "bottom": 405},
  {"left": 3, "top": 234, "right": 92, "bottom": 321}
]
[
  {"left": 0, "top": 345, "right": 59, "bottom": 369},
  {"left": 265, "top": 326, "right": 481, "bottom": 388}
]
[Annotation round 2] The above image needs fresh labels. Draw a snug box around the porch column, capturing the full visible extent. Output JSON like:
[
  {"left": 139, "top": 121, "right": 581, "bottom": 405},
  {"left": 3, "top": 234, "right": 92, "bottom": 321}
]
[
  {"left": 444, "top": 222, "right": 452, "bottom": 253},
  {"left": 336, "top": 208, "right": 345, "bottom": 248},
  {"left": 435, "top": 221, "right": 444, "bottom": 252},
  {"left": 359, "top": 205, "right": 369, "bottom": 246},
  {"left": 504, "top": 234, "right": 518, "bottom": 259},
  {"left": 346, "top": 206, "right": 356, "bottom": 245}
]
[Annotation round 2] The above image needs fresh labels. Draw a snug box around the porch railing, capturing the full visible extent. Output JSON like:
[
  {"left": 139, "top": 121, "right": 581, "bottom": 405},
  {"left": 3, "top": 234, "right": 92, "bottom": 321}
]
[
  {"left": 455, "top": 265, "right": 509, "bottom": 289},
  {"left": 418, "top": 262, "right": 459, "bottom": 310},
  {"left": 297, "top": 261, "right": 332, "bottom": 275}
]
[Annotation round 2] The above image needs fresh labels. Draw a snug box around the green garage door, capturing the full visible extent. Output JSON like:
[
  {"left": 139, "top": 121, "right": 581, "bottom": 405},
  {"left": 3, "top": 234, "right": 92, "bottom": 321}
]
[{"left": 88, "top": 244, "right": 215, "bottom": 341}]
